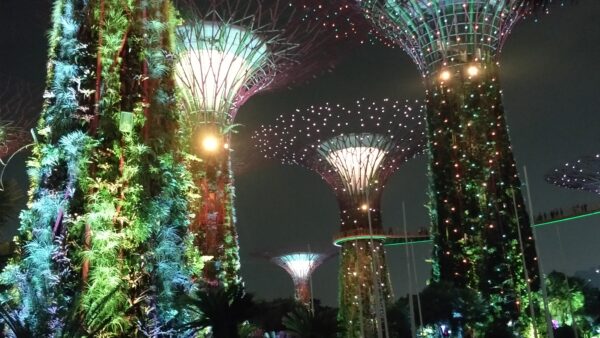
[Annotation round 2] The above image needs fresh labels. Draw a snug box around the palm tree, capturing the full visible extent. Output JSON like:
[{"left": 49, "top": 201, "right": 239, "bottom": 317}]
[
  {"left": 282, "top": 304, "right": 341, "bottom": 338},
  {"left": 252, "top": 298, "right": 298, "bottom": 333},
  {"left": 418, "top": 281, "right": 488, "bottom": 336},
  {"left": 386, "top": 296, "right": 411, "bottom": 338},
  {"left": 180, "top": 285, "right": 256, "bottom": 338}
]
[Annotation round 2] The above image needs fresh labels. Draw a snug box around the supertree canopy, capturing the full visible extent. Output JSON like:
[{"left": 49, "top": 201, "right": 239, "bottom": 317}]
[
  {"left": 269, "top": 251, "right": 333, "bottom": 307},
  {"left": 173, "top": 0, "right": 366, "bottom": 288},
  {"left": 357, "top": 0, "right": 551, "bottom": 332},
  {"left": 546, "top": 154, "right": 600, "bottom": 195},
  {"left": 254, "top": 98, "right": 425, "bottom": 337}
]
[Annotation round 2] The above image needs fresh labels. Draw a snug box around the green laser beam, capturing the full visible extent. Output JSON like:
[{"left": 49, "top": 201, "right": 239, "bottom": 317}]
[
  {"left": 384, "top": 239, "right": 432, "bottom": 247},
  {"left": 533, "top": 209, "right": 600, "bottom": 228}
]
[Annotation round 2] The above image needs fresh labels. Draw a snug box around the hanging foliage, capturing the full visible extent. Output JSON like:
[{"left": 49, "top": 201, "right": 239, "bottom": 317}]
[{"left": 1, "top": 0, "right": 195, "bottom": 336}]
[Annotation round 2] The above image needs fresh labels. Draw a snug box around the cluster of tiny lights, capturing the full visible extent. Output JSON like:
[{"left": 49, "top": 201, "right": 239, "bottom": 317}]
[
  {"left": 546, "top": 154, "right": 600, "bottom": 195},
  {"left": 252, "top": 98, "right": 426, "bottom": 197},
  {"left": 271, "top": 252, "right": 328, "bottom": 283}
]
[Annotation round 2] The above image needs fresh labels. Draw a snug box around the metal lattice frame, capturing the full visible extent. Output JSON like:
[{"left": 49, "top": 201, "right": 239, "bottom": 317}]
[
  {"left": 545, "top": 154, "right": 600, "bottom": 195},
  {"left": 254, "top": 98, "right": 426, "bottom": 205},
  {"left": 271, "top": 252, "right": 330, "bottom": 285},
  {"left": 265, "top": 251, "right": 333, "bottom": 306},
  {"left": 360, "top": 0, "right": 537, "bottom": 74},
  {"left": 174, "top": 0, "right": 365, "bottom": 124},
  {"left": 175, "top": 22, "right": 272, "bottom": 123},
  {"left": 318, "top": 134, "right": 394, "bottom": 198}
]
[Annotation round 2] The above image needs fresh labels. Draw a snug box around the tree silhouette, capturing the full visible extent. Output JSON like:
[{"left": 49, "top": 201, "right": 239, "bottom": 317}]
[{"left": 180, "top": 285, "right": 256, "bottom": 338}]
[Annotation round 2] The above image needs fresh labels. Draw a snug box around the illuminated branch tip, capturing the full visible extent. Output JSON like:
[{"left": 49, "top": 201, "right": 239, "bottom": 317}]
[{"left": 545, "top": 154, "right": 600, "bottom": 195}]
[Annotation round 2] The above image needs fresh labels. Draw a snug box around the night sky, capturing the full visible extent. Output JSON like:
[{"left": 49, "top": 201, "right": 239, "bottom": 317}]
[{"left": 1, "top": 0, "right": 600, "bottom": 307}]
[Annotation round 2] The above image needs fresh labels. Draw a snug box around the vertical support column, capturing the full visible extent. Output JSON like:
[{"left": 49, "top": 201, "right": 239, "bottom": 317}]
[
  {"left": 426, "top": 60, "right": 539, "bottom": 331},
  {"left": 190, "top": 132, "right": 241, "bottom": 288},
  {"left": 339, "top": 239, "right": 391, "bottom": 338}
]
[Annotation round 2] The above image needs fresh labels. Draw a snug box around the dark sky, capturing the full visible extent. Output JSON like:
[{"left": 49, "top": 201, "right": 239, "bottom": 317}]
[{"left": 1, "top": 0, "right": 600, "bottom": 307}]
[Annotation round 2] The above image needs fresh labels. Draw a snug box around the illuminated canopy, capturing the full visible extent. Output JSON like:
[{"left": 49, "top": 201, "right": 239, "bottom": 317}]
[
  {"left": 175, "top": 22, "right": 269, "bottom": 121},
  {"left": 319, "top": 134, "right": 392, "bottom": 197},
  {"left": 361, "top": 0, "right": 539, "bottom": 73},
  {"left": 271, "top": 252, "right": 329, "bottom": 283},
  {"left": 267, "top": 251, "right": 333, "bottom": 305},
  {"left": 173, "top": 0, "right": 367, "bottom": 124},
  {"left": 545, "top": 154, "right": 600, "bottom": 195},
  {"left": 253, "top": 98, "right": 426, "bottom": 199}
]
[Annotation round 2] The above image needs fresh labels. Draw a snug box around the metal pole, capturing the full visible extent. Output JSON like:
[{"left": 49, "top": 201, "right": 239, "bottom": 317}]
[
  {"left": 355, "top": 251, "right": 366, "bottom": 337},
  {"left": 523, "top": 166, "right": 555, "bottom": 338},
  {"left": 511, "top": 188, "right": 538, "bottom": 338},
  {"left": 409, "top": 232, "right": 424, "bottom": 334},
  {"left": 308, "top": 244, "right": 315, "bottom": 314},
  {"left": 403, "top": 202, "right": 418, "bottom": 338}
]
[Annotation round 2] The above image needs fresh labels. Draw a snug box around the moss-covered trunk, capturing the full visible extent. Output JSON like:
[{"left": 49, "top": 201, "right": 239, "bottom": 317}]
[
  {"left": 1, "top": 0, "right": 193, "bottom": 336},
  {"left": 426, "top": 60, "right": 539, "bottom": 332}
]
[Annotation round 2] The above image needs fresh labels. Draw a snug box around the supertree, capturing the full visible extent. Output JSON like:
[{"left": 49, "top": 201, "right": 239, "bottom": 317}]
[
  {"left": 355, "top": 0, "right": 559, "bottom": 332},
  {"left": 546, "top": 154, "right": 600, "bottom": 196},
  {"left": 0, "top": 1, "right": 196, "bottom": 335},
  {"left": 172, "top": 0, "right": 368, "bottom": 289},
  {"left": 266, "top": 251, "right": 334, "bottom": 308},
  {"left": 253, "top": 98, "right": 425, "bottom": 337}
]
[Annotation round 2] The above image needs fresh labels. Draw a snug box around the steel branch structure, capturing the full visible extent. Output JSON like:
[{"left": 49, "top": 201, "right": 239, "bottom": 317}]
[
  {"left": 269, "top": 251, "right": 333, "bottom": 307},
  {"left": 254, "top": 98, "right": 425, "bottom": 337},
  {"left": 359, "top": 0, "right": 545, "bottom": 74},
  {"left": 357, "top": 1, "right": 552, "bottom": 332},
  {"left": 546, "top": 154, "right": 600, "bottom": 195},
  {"left": 173, "top": 0, "right": 362, "bottom": 288}
]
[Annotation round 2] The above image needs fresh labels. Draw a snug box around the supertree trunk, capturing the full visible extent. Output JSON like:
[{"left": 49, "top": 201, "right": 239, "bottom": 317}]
[
  {"left": 294, "top": 279, "right": 311, "bottom": 307},
  {"left": 1, "top": 0, "right": 192, "bottom": 335},
  {"left": 339, "top": 239, "right": 391, "bottom": 338},
  {"left": 189, "top": 137, "right": 241, "bottom": 288},
  {"left": 337, "top": 199, "right": 392, "bottom": 338},
  {"left": 426, "top": 59, "right": 539, "bottom": 329}
]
